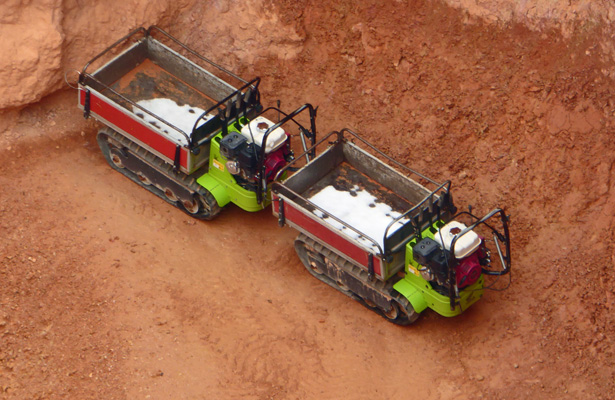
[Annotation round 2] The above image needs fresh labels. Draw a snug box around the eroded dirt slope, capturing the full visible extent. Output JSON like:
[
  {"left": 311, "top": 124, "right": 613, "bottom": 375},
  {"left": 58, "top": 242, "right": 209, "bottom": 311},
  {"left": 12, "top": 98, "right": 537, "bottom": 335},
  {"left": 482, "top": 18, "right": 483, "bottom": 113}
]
[{"left": 0, "top": 0, "right": 614, "bottom": 399}]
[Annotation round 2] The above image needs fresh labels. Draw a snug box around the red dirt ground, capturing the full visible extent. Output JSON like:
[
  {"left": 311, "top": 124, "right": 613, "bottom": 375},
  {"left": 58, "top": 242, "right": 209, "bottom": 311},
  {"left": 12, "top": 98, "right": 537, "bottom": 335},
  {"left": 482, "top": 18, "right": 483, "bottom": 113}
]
[{"left": 1, "top": 0, "right": 614, "bottom": 399}]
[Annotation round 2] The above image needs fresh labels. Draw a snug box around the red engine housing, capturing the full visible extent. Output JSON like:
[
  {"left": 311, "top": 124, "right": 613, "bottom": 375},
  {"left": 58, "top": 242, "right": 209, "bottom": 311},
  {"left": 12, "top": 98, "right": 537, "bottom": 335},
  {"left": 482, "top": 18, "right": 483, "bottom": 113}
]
[
  {"left": 456, "top": 251, "right": 482, "bottom": 288},
  {"left": 264, "top": 148, "right": 287, "bottom": 182},
  {"left": 264, "top": 136, "right": 291, "bottom": 182}
]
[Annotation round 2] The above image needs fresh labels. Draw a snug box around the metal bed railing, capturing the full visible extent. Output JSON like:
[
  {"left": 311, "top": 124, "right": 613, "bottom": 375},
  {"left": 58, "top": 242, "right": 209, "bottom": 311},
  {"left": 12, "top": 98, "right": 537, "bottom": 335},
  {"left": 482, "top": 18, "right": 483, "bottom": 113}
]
[{"left": 272, "top": 128, "right": 456, "bottom": 258}]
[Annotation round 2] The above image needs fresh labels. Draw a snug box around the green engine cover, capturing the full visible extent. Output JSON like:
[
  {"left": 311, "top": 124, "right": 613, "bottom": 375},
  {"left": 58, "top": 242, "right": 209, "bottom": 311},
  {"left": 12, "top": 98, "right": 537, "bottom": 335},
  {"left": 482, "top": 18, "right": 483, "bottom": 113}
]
[
  {"left": 394, "top": 221, "right": 485, "bottom": 317},
  {"left": 196, "top": 119, "right": 271, "bottom": 212}
]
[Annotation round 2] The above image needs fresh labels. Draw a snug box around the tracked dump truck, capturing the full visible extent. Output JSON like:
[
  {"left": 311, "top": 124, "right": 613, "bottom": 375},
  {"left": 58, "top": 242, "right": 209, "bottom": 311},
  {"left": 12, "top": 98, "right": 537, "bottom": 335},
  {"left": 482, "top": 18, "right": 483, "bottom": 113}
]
[
  {"left": 77, "top": 26, "right": 316, "bottom": 219},
  {"left": 76, "top": 26, "right": 511, "bottom": 325}
]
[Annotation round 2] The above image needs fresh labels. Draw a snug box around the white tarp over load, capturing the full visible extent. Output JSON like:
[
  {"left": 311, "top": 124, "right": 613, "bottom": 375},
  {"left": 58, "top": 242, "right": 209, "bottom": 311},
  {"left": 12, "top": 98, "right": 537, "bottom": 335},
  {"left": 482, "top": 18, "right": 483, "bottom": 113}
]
[
  {"left": 132, "top": 98, "right": 214, "bottom": 145},
  {"left": 308, "top": 184, "right": 408, "bottom": 251}
]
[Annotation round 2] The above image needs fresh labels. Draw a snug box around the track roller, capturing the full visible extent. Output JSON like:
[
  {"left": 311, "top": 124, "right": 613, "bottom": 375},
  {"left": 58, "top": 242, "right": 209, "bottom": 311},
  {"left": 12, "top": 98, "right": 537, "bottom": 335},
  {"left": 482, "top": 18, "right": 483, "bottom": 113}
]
[
  {"left": 97, "top": 127, "right": 221, "bottom": 220},
  {"left": 294, "top": 234, "right": 419, "bottom": 325}
]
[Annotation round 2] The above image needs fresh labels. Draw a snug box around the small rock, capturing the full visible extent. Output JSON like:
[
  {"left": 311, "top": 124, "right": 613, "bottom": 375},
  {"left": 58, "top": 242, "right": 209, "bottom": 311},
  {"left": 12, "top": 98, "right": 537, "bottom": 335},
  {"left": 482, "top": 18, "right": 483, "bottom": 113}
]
[
  {"left": 476, "top": 375, "right": 484, "bottom": 381},
  {"left": 514, "top": 363, "right": 519, "bottom": 369}
]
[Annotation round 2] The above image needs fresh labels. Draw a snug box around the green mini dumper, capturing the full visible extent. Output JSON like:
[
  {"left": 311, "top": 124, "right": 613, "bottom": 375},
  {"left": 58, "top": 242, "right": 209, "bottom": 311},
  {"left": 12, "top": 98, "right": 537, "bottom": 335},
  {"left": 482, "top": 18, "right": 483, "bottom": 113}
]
[
  {"left": 77, "top": 26, "right": 511, "bottom": 325},
  {"left": 272, "top": 129, "right": 511, "bottom": 324},
  {"left": 77, "top": 26, "right": 316, "bottom": 220}
]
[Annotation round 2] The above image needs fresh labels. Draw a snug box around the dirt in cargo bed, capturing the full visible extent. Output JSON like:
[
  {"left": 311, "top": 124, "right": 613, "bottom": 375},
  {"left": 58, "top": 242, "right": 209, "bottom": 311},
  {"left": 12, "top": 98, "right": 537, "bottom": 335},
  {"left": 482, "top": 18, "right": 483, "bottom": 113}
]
[
  {"left": 1, "top": 1, "right": 614, "bottom": 400},
  {"left": 109, "top": 59, "right": 219, "bottom": 113},
  {"left": 302, "top": 162, "right": 413, "bottom": 213}
]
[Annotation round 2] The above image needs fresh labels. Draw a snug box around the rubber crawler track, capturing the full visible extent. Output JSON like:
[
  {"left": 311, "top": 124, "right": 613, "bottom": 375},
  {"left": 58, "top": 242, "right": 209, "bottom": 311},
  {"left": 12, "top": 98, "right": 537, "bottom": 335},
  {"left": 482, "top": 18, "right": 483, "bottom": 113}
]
[
  {"left": 295, "top": 233, "right": 419, "bottom": 325},
  {"left": 97, "top": 127, "right": 221, "bottom": 220}
]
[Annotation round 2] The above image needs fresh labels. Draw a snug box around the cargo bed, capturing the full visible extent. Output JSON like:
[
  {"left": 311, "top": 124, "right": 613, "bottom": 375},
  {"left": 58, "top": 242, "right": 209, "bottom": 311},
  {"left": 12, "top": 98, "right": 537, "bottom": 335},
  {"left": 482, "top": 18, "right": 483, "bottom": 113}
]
[
  {"left": 78, "top": 26, "right": 261, "bottom": 174},
  {"left": 108, "top": 59, "right": 219, "bottom": 116},
  {"left": 273, "top": 129, "right": 456, "bottom": 281}
]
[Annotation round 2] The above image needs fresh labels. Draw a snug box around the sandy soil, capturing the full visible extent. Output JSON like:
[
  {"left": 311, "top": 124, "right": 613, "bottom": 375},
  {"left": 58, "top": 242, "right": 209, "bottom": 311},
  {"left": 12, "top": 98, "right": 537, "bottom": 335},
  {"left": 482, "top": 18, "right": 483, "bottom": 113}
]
[{"left": 1, "top": 1, "right": 614, "bottom": 399}]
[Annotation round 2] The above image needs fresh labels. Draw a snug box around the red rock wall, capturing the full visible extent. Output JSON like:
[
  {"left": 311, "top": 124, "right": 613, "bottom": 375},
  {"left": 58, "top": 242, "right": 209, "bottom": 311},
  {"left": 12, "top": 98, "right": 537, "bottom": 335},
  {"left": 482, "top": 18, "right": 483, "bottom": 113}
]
[
  {"left": 0, "top": 0, "right": 194, "bottom": 110},
  {"left": 1, "top": 0, "right": 614, "bottom": 112},
  {"left": 445, "top": 0, "right": 615, "bottom": 30}
]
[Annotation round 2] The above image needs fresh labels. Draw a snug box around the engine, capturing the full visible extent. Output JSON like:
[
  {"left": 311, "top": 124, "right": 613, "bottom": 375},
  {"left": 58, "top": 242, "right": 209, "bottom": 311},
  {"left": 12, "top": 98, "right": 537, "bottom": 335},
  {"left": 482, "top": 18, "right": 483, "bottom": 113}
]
[
  {"left": 219, "top": 117, "right": 290, "bottom": 190},
  {"left": 412, "top": 221, "right": 487, "bottom": 289}
]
